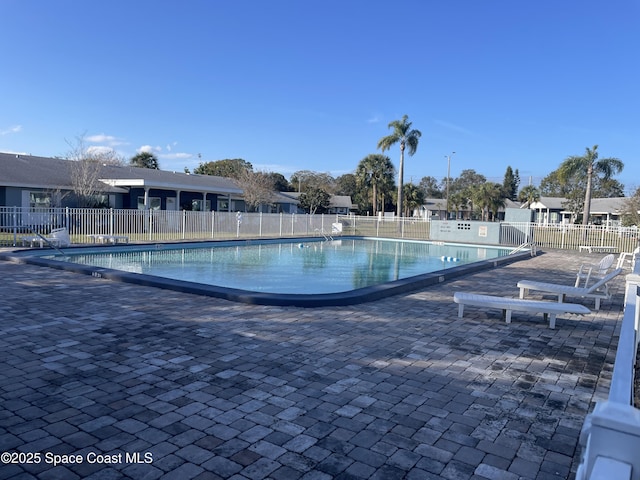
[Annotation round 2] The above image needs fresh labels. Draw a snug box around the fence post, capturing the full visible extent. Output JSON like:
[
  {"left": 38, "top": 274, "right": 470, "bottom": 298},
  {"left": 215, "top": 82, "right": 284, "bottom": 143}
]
[
  {"left": 148, "top": 209, "right": 153, "bottom": 241},
  {"left": 279, "top": 212, "right": 283, "bottom": 237},
  {"left": 12, "top": 206, "right": 17, "bottom": 246},
  {"left": 259, "top": 212, "right": 263, "bottom": 238},
  {"left": 210, "top": 210, "right": 214, "bottom": 239}
]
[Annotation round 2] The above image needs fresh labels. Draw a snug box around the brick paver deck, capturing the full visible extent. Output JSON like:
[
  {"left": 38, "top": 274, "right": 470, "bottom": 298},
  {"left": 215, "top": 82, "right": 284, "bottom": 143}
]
[{"left": 0, "top": 250, "right": 624, "bottom": 479}]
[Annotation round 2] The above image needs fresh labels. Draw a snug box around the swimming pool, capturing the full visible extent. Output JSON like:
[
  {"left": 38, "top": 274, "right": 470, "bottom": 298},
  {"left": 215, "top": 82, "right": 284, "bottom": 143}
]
[{"left": 3, "top": 237, "right": 529, "bottom": 306}]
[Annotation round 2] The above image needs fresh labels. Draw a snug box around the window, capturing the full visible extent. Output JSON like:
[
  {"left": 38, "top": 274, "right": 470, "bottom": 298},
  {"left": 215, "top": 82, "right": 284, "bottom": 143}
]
[
  {"left": 217, "top": 199, "right": 229, "bottom": 211},
  {"left": 137, "top": 196, "right": 161, "bottom": 210},
  {"left": 192, "top": 199, "right": 211, "bottom": 211},
  {"left": 30, "top": 192, "right": 52, "bottom": 208}
]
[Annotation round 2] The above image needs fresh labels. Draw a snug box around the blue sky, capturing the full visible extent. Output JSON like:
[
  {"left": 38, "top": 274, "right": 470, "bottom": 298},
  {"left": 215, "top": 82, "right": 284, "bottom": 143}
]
[{"left": 1, "top": 0, "right": 638, "bottom": 193}]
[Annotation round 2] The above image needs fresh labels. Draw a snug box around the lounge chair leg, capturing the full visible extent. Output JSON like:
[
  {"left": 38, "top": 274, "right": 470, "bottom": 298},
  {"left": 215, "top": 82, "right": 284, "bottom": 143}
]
[
  {"left": 595, "top": 298, "right": 600, "bottom": 310},
  {"left": 519, "top": 288, "right": 526, "bottom": 299},
  {"left": 504, "top": 309, "right": 512, "bottom": 324},
  {"left": 458, "top": 304, "right": 464, "bottom": 318},
  {"left": 549, "top": 314, "right": 556, "bottom": 329}
]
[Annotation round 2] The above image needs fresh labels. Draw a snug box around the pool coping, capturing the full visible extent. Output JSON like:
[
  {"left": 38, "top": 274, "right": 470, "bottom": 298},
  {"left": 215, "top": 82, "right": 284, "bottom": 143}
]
[{"left": 0, "top": 238, "right": 534, "bottom": 307}]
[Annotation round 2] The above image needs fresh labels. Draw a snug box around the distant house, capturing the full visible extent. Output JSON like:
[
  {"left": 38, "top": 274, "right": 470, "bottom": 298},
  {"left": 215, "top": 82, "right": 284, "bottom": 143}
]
[
  {"left": 327, "top": 195, "right": 356, "bottom": 215},
  {"left": 0, "top": 152, "right": 356, "bottom": 216},
  {"left": 418, "top": 198, "right": 447, "bottom": 219},
  {"left": 271, "top": 192, "right": 356, "bottom": 215},
  {"left": 0, "top": 152, "right": 243, "bottom": 211},
  {"left": 529, "top": 196, "right": 628, "bottom": 225},
  {"left": 418, "top": 198, "right": 523, "bottom": 221},
  {"left": 528, "top": 197, "right": 567, "bottom": 224}
]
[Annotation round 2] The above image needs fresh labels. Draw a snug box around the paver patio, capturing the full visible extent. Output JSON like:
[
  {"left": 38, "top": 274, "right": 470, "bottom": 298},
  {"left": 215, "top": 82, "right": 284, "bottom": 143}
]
[{"left": 0, "top": 249, "right": 625, "bottom": 479}]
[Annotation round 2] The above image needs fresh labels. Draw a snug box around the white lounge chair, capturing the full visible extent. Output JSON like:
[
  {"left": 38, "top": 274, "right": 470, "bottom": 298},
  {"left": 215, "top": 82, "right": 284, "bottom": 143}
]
[
  {"left": 49, "top": 227, "right": 71, "bottom": 247},
  {"left": 575, "top": 254, "right": 615, "bottom": 288},
  {"left": 453, "top": 292, "right": 590, "bottom": 329},
  {"left": 616, "top": 246, "right": 640, "bottom": 270},
  {"left": 518, "top": 268, "right": 622, "bottom": 310},
  {"left": 21, "top": 227, "right": 71, "bottom": 248}
]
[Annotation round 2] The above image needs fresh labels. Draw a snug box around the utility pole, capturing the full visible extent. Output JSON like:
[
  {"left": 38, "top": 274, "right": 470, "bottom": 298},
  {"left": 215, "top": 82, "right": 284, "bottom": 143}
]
[{"left": 445, "top": 152, "right": 455, "bottom": 219}]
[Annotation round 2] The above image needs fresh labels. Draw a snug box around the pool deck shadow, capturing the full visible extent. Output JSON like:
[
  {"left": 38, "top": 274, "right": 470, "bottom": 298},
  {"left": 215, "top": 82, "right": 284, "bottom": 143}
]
[{"left": 0, "top": 249, "right": 625, "bottom": 479}]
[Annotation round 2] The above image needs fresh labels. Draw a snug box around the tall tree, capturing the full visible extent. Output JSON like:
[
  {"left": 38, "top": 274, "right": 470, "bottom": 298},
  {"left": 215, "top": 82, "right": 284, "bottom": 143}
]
[
  {"left": 335, "top": 173, "right": 357, "bottom": 197},
  {"left": 517, "top": 185, "right": 541, "bottom": 206},
  {"left": 298, "top": 187, "right": 331, "bottom": 214},
  {"left": 451, "top": 169, "right": 487, "bottom": 195},
  {"left": 622, "top": 187, "right": 640, "bottom": 226},
  {"left": 66, "top": 134, "right": 123, "bottom": 207},
  {"left": 290, "top": 170, "right": 335, "bottom": 194},
  {"left": 558, "top": 145, "right": 624, "bottom": 225},
  {"left": 377, "top": 115, "right": 422, "bottom": 217},
  {"left": 539, "top": 170, "right": 572, "bottom": 197},
  {"left": 234, "top": 170, "right": 276, "bottom": 212},
  {"left": 402, "top": 183, "right": 425, "bottom": 217},
  {"left": 449, "top": 191, "right": 468, "bottom": 220},
  {"left": 471, "top": 182, "right": 505, "bottom": 221},
  {"left": 130, "top": 152, "right": 160, "bottom": 169},
  {"left": 418, "top": 176, "right": 443, "bottom": 198},
  {"left": 194, "top": 159, "right": 252, "bottom": 179},
  {"left": 355, "top": 154, "right": 395, "bottom": 215},
  {"left": 502, "top": 166, "right": 519, "bottom": 201},
  {"left": 263, "top": 172, "right": 292, "bottom": 192}
]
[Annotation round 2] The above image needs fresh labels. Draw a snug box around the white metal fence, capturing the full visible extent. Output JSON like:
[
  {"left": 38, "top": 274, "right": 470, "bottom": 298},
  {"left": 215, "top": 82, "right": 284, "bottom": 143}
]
[
  {"left": 1, "top": 207, "right": 639, "bottom": 252},
  {"left": 576, "top": 261, "right": 640, "bottom": 480},
  {"left": 0, "top": 207, "right": 344, "bottom": 246}
]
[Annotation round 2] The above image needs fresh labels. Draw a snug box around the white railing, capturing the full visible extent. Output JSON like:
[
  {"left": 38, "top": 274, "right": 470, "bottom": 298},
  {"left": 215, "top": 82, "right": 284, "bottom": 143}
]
[
  {"left": 500, "top": 222, "right": 639, "bottom": 253},
  {"left": 336, "top": 214, "right": 431, "bottom": 239},
  {"left": 0, "top": 207, "right": 347, "bottom": 246},
  {"left": 2, "top": 208, "right": 639, "bottom": 252},
  {"left": 576, "top": 256, "right": 640, "bottom": 480}
]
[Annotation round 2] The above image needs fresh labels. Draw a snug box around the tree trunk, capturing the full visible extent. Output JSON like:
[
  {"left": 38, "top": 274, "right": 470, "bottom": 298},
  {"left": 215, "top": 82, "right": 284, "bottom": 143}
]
[
  {"left": 396, "top": 145, "right": 405, "bottom": 217},
  {"left": 372, "top": 183, "right": 378, "bottom": 216},
  {"left": 583, "top": 163, "right": 593, "bottom": 226}
]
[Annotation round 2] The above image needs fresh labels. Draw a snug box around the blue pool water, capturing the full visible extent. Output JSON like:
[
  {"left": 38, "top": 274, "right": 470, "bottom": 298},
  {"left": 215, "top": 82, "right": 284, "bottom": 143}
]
[{"left": 43, "top": 238, "right": 512, "bottom": 295}]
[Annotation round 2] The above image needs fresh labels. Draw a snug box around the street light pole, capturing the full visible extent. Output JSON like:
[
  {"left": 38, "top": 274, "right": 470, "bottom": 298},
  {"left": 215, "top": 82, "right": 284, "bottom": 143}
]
[{"left": 445, "top": 152, "right": 455, "bottom": 219}]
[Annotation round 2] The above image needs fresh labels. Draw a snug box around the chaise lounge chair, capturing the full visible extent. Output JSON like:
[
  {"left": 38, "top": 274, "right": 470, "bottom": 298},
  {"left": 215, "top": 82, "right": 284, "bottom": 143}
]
[
  {"left": 517, "top": 268, "right": 622, "bottom": 310},
  {"left": 616, "top": 246, "right": 640, "bottom": 270},
  {"left": 574, "top": 254, "right": 615, "bottom": 288},
  {"left": 21, "top": 227, "right": 71, "bottom": 248},
  {"left": 50, "top": 227, "right": 71, "bottom": 247},
  {"left": 453, "top": 292, "right": 590, "bottom": 329}
]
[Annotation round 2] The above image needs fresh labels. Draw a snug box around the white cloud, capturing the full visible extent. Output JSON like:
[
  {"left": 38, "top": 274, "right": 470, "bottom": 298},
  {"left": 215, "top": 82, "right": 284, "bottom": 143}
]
[
  {"left": 138, "top": 145, "right": 162, "bottom": 154},
  {"left": 1, "top": 125, "right": 22, "bottom": 136},
  {"left": 87, "top": 133, "right": 127, "bottom": 146},
  {"left": 161, "top": 152, "right": 192, "bottom": 160},
  {"left": 87, "top": 145, "right": 116, "bottom": 156},
  {"left": 366, "top": 114, "right": 382, "bottom": 124}
]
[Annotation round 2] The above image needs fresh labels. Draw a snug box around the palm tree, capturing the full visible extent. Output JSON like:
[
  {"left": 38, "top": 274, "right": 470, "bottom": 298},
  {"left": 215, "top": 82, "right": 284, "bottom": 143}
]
[
  {"left": 517, "top": 185, "right": 541, "bottom": 207},
  {"left": 471, "top": 183, "right": 505, "bottom": 221},
  {"left": 377, "top": 115, "right": 422, "bottom": 217},
  {"left": 449, "top": 192, "right": 467, "bottom": 220},
  {"left": 558, "top": 145, "right": 623, "bottom": 225},
  {"left": 355, "top": 154, "right": 395, "bottom": 215},
  {"left": 402, "top": 183, "right": 425, "bottom": 217}
]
